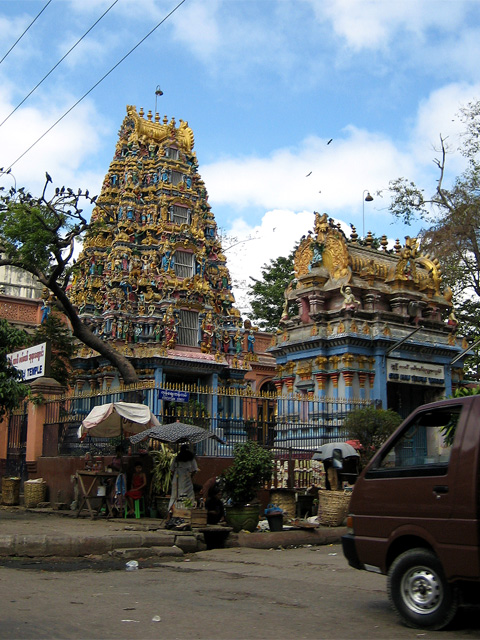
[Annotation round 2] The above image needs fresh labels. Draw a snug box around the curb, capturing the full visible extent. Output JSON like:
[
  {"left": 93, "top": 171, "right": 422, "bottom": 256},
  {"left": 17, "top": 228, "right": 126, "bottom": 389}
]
[
  {"left": 0, "top": 530, "right": 203, "bottom": 558},
  {"left": 0, "top": 527, "right": 346, "bottom": 558},
  {"left": 229, "top": 526, "right": 347, "bottom": 549}
]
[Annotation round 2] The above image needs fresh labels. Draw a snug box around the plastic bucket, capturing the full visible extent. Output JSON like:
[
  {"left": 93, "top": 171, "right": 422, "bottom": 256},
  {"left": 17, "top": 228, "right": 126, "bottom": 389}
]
[{"left": 266, "top": 513, "right": 283, "bottom": 532}]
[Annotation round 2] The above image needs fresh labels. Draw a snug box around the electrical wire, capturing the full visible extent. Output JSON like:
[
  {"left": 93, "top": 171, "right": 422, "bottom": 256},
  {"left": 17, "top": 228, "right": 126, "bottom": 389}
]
[
  {"left": 0, "top": 0, "right": 53, "bottom": 65},
  {"left": 4, "top": 0, "right": 187, "bottom": 173},
  {"left": 0, "top": 0, "right": 120, "bottom": 130}
]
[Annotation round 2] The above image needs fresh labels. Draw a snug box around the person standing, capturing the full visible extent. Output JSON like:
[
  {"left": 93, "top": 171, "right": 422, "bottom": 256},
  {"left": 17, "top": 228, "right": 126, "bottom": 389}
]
[
  {"left": 168, "top": 444, "right": 199, "bottom": 511},
  {"left": 125, "top": 463, "right": 147, "bottom": 516}
]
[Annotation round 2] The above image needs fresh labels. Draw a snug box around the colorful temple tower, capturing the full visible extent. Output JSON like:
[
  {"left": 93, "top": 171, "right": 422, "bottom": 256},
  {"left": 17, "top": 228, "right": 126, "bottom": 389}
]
[
  {"left": 270, "top": 213, "right": 466, "bottom": 433},
  {"left": 68, "top": 106, "right": 252, "bottom": 392}
]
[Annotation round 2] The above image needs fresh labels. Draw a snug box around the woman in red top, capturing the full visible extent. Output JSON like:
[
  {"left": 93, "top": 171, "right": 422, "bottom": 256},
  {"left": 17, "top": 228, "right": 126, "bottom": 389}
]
[{"left": 125, "top": 463, "right": 147, "bottom": 516}]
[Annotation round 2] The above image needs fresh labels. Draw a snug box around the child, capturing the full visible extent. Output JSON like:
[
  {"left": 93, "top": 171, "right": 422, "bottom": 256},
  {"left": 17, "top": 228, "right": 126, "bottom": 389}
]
[{"left": 125, "top": 463, "right": 147, "bottom": 516}]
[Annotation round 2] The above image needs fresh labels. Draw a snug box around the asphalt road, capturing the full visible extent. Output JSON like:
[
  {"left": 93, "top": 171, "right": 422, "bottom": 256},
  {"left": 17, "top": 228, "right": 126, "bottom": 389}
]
[{"left": 1, "top": 545, "right": 479, "bottom": 640}]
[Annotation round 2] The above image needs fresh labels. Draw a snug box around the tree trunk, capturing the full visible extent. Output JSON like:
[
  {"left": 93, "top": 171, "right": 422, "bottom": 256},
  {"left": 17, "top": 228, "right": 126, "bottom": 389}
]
[{"left": 48, "top": 281, "right": 139, "bottom": 386}]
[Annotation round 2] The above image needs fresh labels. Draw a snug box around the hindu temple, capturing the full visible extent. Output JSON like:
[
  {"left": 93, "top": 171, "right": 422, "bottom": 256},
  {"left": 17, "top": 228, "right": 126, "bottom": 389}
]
[
  {"left": 269, "top": 213, "right": 466, "bottom": 432},
  {"left": 67, "top": 106, "right": 270, "bottom": 398}
]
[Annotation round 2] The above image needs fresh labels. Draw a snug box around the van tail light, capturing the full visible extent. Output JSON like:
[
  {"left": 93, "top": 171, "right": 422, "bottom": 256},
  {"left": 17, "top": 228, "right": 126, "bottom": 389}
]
[{"left": 346, "top": 515, "right": 354, "bottom": 533}]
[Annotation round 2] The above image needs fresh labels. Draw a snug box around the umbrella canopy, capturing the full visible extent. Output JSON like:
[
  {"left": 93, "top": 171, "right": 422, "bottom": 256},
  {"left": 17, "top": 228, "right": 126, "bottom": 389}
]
[
  {"left": 129, "top": 421, "right": 226, "bottom": 445},
  {"left": 312, "top": 442, "right": 360, "bottom": 461},
  {"left": 78, "top": 402, "right": 161, "bottom": 439}
]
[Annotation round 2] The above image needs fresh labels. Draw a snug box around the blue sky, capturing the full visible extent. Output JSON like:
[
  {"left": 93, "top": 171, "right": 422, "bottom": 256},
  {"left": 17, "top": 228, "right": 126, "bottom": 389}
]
[{"left": 1, "top": 0, "right": 479, "bottom": 314}]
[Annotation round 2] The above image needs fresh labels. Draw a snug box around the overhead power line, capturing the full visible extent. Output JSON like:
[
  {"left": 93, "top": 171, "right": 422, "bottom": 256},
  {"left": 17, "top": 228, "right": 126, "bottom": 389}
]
[
  {"left": 0, "top": 0, "right": 120, "bottom": 130},
  {"left": 4, "top": 0, "right": 187, "bottom": 173},
  {"left": 0, "top": 0, "right": 53, "bottom": 65}
]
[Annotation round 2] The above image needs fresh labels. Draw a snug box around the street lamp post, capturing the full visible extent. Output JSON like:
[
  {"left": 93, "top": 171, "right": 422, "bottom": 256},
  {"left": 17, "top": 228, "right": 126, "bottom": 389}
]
[{"left": 362, "top": 190, "right": 374, "bottom": 238}]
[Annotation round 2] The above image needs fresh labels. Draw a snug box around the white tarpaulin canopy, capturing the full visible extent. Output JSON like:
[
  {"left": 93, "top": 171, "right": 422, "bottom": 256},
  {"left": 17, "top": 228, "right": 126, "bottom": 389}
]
[{"left": 78, "top": 402, "right": 161, "bottom": 439}]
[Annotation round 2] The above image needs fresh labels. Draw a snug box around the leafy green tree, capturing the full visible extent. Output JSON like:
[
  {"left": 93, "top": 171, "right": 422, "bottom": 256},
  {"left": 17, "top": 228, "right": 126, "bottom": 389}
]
[
  {"left": 0, "top": 174, "right": 139, "bottom": 385},
  {"left": 248, "top": 250, "right": 296, "bottom": 331},
  {"left": 342, "top": 407, "right": 402, "bottom": 466},
  {"left": 0, "top": 319, "right": 29, "bottom": 419},
  {"left": 385, "top": 100, "right": 480, "bottom": 375},
  {"left": 30, "top": 315, "right": 76, "bottom": 388}
]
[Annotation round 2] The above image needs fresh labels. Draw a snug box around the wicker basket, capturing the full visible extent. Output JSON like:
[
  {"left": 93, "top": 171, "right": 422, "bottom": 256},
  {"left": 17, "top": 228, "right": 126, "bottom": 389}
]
[
  {"left": 269, "top": 490, "right": 296, "bottom": 518},
  {"left": 24, "top": 480, "right": 47, "bottom": 508},
  {"left": 318, "top": 490, "right": 351, "bottom": 527},
  {"left": 1, "top": 477, "right": 21, "bottom": 505}
]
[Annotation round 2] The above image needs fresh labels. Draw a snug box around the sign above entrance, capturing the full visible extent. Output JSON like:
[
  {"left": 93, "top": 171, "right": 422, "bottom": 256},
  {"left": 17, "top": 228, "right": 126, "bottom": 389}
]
[
  {"left": 158, "top": 389, "right": 190, "bottom": 403},
  {"left": 387, "top": 358, "right": 444, "bottom": 387},
  {"left": 7, "top": 342, "right": 50, "bottom": 381}
]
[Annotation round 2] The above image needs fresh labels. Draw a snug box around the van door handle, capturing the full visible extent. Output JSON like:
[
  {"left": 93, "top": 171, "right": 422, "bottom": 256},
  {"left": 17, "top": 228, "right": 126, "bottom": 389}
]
[{"left": 433, "top": 485, "right": 449, "bottom": 495}]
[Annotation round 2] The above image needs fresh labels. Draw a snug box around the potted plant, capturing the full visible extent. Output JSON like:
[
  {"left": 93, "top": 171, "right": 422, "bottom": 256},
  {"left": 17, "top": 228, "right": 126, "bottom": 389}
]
[
  {"left": 222, "top": 440, "right": 274, "bottom": 532},
  {"left": 149, "top": 444, "right": 175, "bottom": 517}
]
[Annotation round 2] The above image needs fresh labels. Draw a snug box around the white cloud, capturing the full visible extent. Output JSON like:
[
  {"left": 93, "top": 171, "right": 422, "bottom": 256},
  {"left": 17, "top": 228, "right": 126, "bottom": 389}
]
[
  {"left": 311, "top": 0, "right": 469, "bottom": 51},
  {"left": 224, "top": 209, "right": 313, "bottom": 316},
  {"left": 0, "top": 93, "right": 107, "bottom": 199},
  {"left": 169, "top": 0, "right": 222, "bottom": 61},
  {"left": 223, "top": 209, "right": 355, "bottom": 316},
  {"left": 410, "top": 83, "right": 480, "bottom": 171},
  {"left": 204, "top": 127, "right": 414, "bottom": 220}
]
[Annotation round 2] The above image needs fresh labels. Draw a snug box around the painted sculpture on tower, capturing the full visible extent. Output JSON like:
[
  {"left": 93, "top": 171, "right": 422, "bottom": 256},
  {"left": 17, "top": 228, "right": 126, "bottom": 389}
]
[{"left": 68, "top": 106, "right": 242, "bottom": 375}]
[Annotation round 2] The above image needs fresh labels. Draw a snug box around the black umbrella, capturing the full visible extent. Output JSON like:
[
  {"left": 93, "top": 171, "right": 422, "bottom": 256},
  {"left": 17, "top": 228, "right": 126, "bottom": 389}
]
[
  {"left": 129, "top": 421, "right": 226, "bottom": 445},
  {"left": 312, "top": 442, "right": 360, "bottom": 461}
]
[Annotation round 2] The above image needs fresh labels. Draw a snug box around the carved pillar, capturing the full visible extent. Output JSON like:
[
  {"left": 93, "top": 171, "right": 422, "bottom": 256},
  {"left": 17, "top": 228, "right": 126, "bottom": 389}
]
[
  {"left": 390, "top": 296, "right": 410, "bottom": 317},
  {"left": 358, "top": 372, "right": 367, "bottom": 400},
  {"left": 342, "top": 371, "right": 354, "bottom": 400},
  {"left": 330, "top": 373, "right": 339, "bottom": 399},
  {"left": 273, "top": 380, "right": 283, "bottom": 394},
  {"left": 315, "top": 373, "right": 327, "bottom": 397},
  {"left": 308, "top": 293, "right": 326, "bottom": 315},
  {"left": 363, "top": 293, "right": 382, "bottom": 313}
]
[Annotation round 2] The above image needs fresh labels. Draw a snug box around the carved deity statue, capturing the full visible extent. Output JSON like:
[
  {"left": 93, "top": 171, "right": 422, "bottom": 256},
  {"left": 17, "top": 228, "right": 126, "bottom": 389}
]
[{"left": 340, "top": 285, "right": 360, "bottom": 311}]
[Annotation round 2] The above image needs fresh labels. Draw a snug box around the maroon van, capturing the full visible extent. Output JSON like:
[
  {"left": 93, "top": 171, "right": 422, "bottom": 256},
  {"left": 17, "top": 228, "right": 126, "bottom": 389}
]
[{"left": 342, "top": 396, "right": 480, "bottom": 629}]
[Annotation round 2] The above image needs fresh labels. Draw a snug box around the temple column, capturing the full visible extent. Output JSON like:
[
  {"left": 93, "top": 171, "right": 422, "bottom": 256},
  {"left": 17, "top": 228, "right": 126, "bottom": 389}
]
[
  {"left": 358, "top": 372, "right": 367, "bottom": 400},
  {"left": 342, "top": 371, "right": 354, "bottom": 400}
]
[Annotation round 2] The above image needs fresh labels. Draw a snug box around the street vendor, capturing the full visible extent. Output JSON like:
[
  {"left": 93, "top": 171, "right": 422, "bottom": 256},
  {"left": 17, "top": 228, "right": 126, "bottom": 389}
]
[{"left": 168, "top": 444, "right": 199, "bottom": 511}]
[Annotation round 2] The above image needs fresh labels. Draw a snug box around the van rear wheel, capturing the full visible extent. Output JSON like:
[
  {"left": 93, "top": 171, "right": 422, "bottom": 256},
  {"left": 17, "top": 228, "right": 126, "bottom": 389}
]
[{"left": 387, "top": 548, "right": 458, "bottom": 630}]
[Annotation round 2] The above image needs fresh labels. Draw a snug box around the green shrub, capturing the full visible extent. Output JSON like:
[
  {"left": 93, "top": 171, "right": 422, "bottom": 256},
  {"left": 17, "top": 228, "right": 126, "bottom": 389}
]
[{"left": 222, "top": 441, "right": 274, "bottom": 505}]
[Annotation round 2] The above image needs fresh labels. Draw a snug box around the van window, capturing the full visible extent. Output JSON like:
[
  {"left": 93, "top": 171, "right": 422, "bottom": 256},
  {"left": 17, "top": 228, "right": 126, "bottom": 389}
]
[{"left": 368, "top": 406, "right": 462, "bottom": 478}]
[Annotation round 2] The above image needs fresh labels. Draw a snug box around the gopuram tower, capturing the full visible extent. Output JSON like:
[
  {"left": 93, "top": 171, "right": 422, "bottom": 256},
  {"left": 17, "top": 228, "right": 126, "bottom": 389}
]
[{"left": 68, "top": 105, "right": 247, "bottom": 392}]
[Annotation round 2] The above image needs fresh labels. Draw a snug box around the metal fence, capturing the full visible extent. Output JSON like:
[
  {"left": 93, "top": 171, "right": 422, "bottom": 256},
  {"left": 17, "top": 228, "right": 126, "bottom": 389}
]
[
  {"left": 42, "top": 382, "right": 371, "bottom": 458},
  {"left": 6, "top": 404, "right": 28, "bottom": 481}
]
